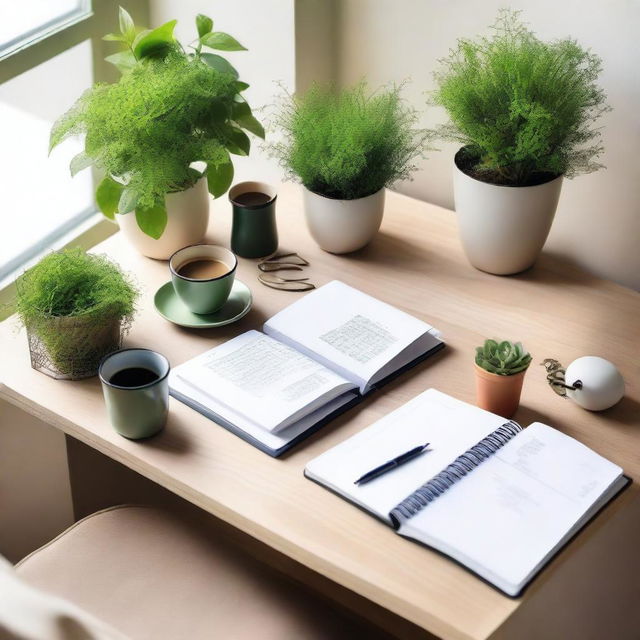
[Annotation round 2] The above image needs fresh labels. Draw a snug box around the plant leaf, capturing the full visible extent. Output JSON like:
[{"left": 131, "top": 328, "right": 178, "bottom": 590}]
[
  {"left": 105, "top": 50, "right": 137, "bottom": 73},
  {"left": 207, "top": 98, "right": 230, "bottom": 124},
  {"left": 196, "top": 14, "right": 213, "bottom": 38},
  {"left": 235, "top": 81, "right": 249, "bottom": 92},
  {"left": 224, "top": 126, "right": 251, "bottom": 156},
  {"left": 70, "top": 152, "right": 93, "bottom": 177},
  {"left": 119, "top": 6, "right": 135, "bottom": 36},
  {"left": 118, "top": 188, "right": 138, "bottom": 214},
  {"left": 201, "top": 32, "right": 247, "bottom": 51},
  {"left": 200, "top": 52, "right": 238, "bottom": 79},
  {"left": 95, "top": 176, "right": 123, "bottom": 220},
  {"left": 133, "top": 20, "right": 177, "bottom": 59},
  {"left": 135, "top": 202, "right": 168, "bottom": 239},
  {"left": 103, "top": 33, "right": 126, "bottom": 42},
  {"left": 236, "top": 114, "right": 265, "bottom": 139},
  {"left": 206, "top": 153, "right": 234, "bottom": 198},
  {"left": 232, "top": 100, "right": 265, "bottom": 138}
]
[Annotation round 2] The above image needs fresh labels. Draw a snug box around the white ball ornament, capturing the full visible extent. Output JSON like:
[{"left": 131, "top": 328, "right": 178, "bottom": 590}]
[{"left": 564, "top": 356, "right": 625, "bottom": 411}]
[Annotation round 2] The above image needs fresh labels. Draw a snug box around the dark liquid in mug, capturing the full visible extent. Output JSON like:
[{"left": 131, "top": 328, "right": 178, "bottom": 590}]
[
  {"left": 109, "top": 367, "right": 159, "bottom": 387},
  {"left": 233, "top": 191, "right": 272, "bottom": 206}
]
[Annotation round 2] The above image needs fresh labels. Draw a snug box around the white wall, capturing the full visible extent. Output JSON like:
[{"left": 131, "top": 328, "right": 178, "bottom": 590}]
[{"left": 334, "top": 0, "right": 640, "bottom": 290}]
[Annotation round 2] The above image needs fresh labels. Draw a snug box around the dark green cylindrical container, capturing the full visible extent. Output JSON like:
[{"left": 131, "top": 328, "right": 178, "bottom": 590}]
[{"left": 229, "top": 181, "right": 278, "bottom": 259}]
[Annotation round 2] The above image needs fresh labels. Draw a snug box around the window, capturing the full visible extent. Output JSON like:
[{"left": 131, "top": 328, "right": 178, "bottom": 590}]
[
  {"left": 0, "top": 1, "right": 92, "bottom": 59},
  {"left": 0, "top": 0, "right": 138, "bottom": 284},
  {"left": 0, "top": 41, "right": 94, "bottom": 281}
]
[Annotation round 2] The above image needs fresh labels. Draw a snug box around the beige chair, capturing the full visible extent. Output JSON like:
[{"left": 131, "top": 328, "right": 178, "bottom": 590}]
[{"left": 7, "top": 505, "right": 391, "bottom": 640}]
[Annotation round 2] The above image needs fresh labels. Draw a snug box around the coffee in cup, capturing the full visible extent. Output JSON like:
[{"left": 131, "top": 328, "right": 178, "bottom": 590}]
[{"left": 169, "top": 244, "right": 236, "bottom": 314}]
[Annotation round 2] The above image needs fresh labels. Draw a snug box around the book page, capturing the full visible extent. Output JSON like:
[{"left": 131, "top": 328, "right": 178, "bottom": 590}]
[
  {"left": 402, "top": 422, "right": 623, "bottom": 595},
  {"left": 305, "top": 389, "right": 506, "bottom": 521},
  {"left": 264, "top": 281, "right": 440, "bottom": 392},
  {"left": 170, "top": 371, "right": 358, "bottom": 455},
  {"left": 174, "top": 330, "right": 356, "bottom": 433}
]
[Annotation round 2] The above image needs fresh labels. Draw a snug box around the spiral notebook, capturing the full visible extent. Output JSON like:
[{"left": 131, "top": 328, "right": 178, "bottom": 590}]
[{"left": 305, "top": 389, "right": 629, "bottom": 596}]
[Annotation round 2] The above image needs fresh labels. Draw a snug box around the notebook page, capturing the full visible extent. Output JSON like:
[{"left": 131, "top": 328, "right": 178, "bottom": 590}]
[
  {"left": 170, "top": 370, "right": 358, "bottom": 453},
  {"left": 264, "top": 281, "right": 439, "bottom": 393},
  {"left": 173, "top": 330, "right": 356, "bottom": 433},
  {"left": 401, "top": 422, "right": 623, "bottom": 595},
  {"left": 305, "top": 389, "right": 505, "bottom": 521}
]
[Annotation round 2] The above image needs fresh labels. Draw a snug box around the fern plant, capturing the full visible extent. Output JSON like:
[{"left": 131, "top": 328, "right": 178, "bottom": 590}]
[
  {"left": 50, "top": 7, "right": 264, "bottom": 238},
  {"left": 16, "top": 248, "right": 138, "bottom": 377},
  {"left": 429, "top": 10, "right": 610, "bottom": 186},
  {"left": 271, "top": 82, "right": 426, "bottom": 200},
  {"left": 475, "top": 339, "right": 532, "bottom": 376}
]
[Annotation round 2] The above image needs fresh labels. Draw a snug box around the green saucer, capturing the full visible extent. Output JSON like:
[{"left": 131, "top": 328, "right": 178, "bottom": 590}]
[{"left": 154, "top": 279, "right": 252, "bottom": 328}]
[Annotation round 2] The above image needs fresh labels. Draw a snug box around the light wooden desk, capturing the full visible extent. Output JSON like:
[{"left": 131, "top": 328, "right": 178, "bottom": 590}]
[{"left": 1, "top": 184, "right": 639, "bottom": 640}]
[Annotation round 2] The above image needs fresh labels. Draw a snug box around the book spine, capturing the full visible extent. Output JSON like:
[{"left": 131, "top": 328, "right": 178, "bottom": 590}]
[{"left": 389, "top": 421, "right": 522, "bottom": 529}]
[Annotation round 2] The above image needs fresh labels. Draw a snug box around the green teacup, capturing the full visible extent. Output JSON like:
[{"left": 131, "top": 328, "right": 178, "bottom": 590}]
[
  {"left": 99, "top": 348, "right": 170, "bottom": 440},
  {"left": 169, "top": 244, "right": 237, "bottom": 314}
]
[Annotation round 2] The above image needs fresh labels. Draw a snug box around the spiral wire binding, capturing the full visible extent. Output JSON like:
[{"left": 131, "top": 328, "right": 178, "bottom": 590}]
[{"left": 389, "top": 420, "right": 522, "bottom": 529}]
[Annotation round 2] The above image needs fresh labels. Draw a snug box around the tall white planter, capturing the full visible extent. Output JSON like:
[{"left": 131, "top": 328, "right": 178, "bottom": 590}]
[
  {"left": 303, "top": 187, "right": 385, "bottom": 254},
  {"left": 117, "top": 176, "right": 210, "bottom": 260},
  {"left": 453, "top": 159, "right": 563, "bottom": 275}
]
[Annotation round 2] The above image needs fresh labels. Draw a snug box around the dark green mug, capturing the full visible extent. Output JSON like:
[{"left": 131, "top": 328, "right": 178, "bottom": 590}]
[
  {"left": 99, "top": 348, "right": 170, "bottom": 440},
  {"left": 229, "top": 181, "right": 278, "bottom": 259},
  {"left": 170, "top": 244, "right": 237, "bottom": 314}
]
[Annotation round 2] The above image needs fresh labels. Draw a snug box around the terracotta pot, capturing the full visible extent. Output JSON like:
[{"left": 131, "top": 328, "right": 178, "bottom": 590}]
[
  {"left": 116, "top": 176, "right": 210, "bottom": 260},
  {"left": 474, "top": 363, "right": 527, "bottom": 418}
]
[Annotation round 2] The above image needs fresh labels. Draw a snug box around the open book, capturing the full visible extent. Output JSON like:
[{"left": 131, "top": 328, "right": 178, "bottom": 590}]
[
  {"left": 169, "top": 281, "right": 443, "bottom": 456},
  {"left": 305, "top": 389, "right": 629, "bottom": 596}
]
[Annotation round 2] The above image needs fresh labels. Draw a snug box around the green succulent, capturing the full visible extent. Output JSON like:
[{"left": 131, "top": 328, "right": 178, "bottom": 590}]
[{"left": 475, "top": 339, "right": 532, "bottom": 376}]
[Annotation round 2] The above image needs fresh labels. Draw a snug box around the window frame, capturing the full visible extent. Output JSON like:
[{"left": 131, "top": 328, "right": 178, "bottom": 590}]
[{"left": 0, "top": 0, "right": 150, "bottom": 294}]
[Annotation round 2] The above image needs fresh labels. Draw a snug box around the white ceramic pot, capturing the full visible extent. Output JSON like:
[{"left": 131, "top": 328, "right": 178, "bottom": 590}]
[
  {"left": 117, "top": 176, "right": 210, "bottom": 260},
  {"left": 453, "top": 153, "right": 563, "bottom": 275},
  {"left": 303, "top": 187, "right": 385, "bottom": 254}
]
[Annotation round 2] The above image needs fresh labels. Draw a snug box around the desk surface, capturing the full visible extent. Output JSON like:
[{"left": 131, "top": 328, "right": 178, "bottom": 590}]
[{"left": 1, "top": 184, "right": 639, "bottom": 640}]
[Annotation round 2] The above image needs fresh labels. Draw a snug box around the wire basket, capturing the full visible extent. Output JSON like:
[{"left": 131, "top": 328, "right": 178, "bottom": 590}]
[{"left": 26, "top": 312, "right": 127, "bottom": 380}]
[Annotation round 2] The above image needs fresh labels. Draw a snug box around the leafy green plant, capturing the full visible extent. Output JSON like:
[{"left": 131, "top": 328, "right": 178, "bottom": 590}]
[
  {"left": 429, "top": 10, "right": 610, "bottom": 186},
  {"left": 50, "top": 7, "right": 264, "bottom": 238},
  {"left": 16, "top": 248, "right": 139, "bottom": 377},
  {"left": 475, "top": 339, "right": 532, "bottom": 376},
  {"left": 271, "top": 82, "right": 426, "bottom": 200}
]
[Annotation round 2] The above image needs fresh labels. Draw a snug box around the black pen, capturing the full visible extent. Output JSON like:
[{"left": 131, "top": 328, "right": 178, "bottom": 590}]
[{"left": 354, "top": 443, "right": 431, "bottom": 485}]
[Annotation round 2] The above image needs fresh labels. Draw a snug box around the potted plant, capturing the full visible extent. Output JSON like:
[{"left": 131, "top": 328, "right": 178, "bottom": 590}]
[
  {"left": 475, "top": 339, "right": 532, "bottom": 417},
  {"left": 429, "top": 10, "right": 609, "bottom": 274},
  {"left": 272, "top": 82, "right": 426, "bottom": 253},
  {"left": 15, "top": 248, "right": 138, "bottom": 380},
  {"left": 50, "top": 8, "right": 264, "bottom": 260}
]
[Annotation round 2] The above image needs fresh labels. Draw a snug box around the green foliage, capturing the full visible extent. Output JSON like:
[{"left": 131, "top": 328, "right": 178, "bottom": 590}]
[
  {"left": 50, "top": 8, "right": 263, "bottom": 238},
  {"left": 429, "top": 10, "right": 610, "bottom": 186},
  {"left": 16, "top": 249, "right": 139, "bottom": 377},
  {"left": 271, "top": 82, "right": 427, "bottom": 200},
  {"left": 16, "top": 248, "right": 137, "bottom": 321},
  {"left": 475, "top": 339, "right": 532, "bottom": 376}
]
